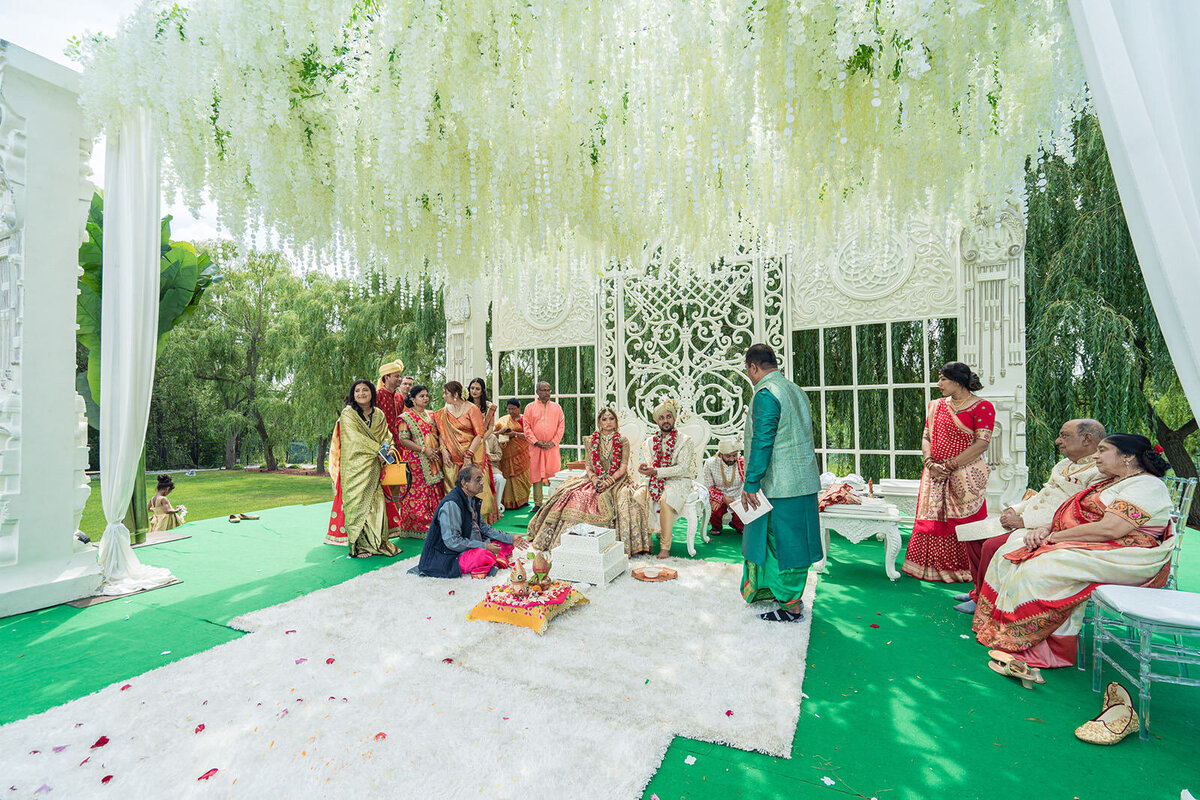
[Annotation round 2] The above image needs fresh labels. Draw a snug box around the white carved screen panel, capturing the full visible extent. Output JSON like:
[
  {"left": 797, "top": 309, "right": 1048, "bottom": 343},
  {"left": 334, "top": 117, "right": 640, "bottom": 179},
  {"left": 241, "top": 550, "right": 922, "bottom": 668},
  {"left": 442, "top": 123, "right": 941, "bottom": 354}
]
[{"left": 598, "top": 253, "right": 788, "bottom": 453}]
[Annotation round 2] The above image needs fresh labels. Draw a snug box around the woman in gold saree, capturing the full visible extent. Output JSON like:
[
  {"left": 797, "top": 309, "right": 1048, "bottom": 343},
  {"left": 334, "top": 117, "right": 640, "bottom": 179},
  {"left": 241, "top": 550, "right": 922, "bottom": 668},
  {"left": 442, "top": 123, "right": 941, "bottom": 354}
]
[
  {"left": 434, "top": 380, "right": 501, "bottom": 524},
  {"left": 494, "top": 398, "right": 532, "bottom": 510},
  {"left": 324, "top": 380, "right": 402, "bottom": 558},
  {"left": 528, "top": 408, "right": 653, "bottom": 556}
]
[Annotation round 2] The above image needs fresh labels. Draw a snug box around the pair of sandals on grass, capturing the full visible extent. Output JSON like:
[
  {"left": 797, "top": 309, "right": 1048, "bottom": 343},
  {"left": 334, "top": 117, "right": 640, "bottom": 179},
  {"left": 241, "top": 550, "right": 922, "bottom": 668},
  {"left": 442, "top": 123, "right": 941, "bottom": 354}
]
[
  {"left": 988, "top": 650, "right": 1139, "bottom": 745},
  {"left": 227, "top": 513, "right": 260, "bottom": 523}
]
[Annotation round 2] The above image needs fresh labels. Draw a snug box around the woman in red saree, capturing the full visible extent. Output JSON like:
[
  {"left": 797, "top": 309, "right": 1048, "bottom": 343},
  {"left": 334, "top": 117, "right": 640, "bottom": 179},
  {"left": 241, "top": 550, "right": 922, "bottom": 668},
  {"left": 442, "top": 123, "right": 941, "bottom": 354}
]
[
  {"left": 433, "top": 381, "right": 501, "bottom": 524},
  {"left": 974, "top": 434, "right": 1174, "bottom": 668},
  {"left": 902, "top": 362, "right": 995, "bottom": 583},
  {"left": 394, "top": 384, "right": 445, "bottom": 538}
]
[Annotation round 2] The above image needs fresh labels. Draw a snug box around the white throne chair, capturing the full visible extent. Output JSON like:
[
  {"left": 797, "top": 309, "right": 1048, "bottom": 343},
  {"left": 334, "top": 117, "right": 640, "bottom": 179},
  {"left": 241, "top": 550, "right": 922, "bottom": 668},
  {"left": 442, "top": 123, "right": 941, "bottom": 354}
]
[{"left": 617, "top": 407, "right": 712, "bottom": 556}]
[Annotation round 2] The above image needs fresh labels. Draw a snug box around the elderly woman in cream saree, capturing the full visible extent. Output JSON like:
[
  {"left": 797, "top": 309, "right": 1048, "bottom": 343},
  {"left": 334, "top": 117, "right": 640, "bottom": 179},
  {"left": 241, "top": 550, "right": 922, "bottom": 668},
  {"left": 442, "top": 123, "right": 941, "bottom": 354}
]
[
  {"left": 974, "top": 436, "right": 1175, "bottom": 669},
  {"left": 324, "top": 381, "right": 403, "bottom": 558}
]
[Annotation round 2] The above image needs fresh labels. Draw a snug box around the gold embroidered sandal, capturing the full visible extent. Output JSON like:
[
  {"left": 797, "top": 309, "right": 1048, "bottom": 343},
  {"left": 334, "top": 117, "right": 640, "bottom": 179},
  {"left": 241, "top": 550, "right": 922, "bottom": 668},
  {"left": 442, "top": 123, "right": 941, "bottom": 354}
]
[{"left": 1075, "top": 683, "right": 1138, "bottom": 745}]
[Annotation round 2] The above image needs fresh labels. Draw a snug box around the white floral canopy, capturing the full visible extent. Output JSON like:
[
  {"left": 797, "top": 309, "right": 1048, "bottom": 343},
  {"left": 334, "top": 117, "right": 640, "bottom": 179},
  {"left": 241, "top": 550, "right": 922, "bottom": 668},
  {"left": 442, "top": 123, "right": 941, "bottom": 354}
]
[{"left": 81, "top": 0, "right": 1087, "bottom": 281}]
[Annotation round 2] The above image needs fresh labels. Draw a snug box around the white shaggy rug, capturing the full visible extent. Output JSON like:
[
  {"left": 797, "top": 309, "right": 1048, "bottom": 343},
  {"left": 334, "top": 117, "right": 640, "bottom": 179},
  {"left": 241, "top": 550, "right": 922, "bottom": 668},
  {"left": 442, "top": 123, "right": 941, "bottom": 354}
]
[{"left": 1, "top": 556, "right": 816, "bottom": 798}]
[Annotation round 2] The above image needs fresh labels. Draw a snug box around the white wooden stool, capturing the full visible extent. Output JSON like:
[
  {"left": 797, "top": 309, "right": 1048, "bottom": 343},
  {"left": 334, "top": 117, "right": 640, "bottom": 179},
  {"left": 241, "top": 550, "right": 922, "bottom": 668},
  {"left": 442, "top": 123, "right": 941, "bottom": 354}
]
[{"left": 815, "top": 504, "right": 903, "bottom": 581}]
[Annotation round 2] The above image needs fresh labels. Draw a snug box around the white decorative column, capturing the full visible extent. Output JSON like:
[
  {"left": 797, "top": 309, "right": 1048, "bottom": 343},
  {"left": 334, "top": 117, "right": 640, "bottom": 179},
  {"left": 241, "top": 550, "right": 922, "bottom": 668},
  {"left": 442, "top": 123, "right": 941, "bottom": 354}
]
[
  {"left": 959, "top": 204, "right": 1029, "bottom": 509},
  {"left": 0, "top": 42, "right": 100, "bottom": 617},
  {"left": 443, "top": 279, "right": 489, "bottom": 385}
]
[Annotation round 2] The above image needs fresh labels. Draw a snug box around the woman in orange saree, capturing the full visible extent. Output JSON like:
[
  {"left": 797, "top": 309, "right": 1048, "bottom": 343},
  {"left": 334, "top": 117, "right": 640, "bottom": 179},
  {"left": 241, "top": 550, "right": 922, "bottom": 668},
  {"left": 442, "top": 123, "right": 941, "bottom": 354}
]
[
  {"left": 434, "top": 380, "right": 500, "bottom": 524},
  {"left": 902, "top": 362, "right": 995, "bottom": 583},
  {"left": 973, "top": 434, "right": 1174, "bottom": 668}
]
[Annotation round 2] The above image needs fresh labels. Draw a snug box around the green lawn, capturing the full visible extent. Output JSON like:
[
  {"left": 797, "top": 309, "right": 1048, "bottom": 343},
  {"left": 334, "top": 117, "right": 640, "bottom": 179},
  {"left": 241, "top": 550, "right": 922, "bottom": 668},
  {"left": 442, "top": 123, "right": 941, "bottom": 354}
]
[{"left": 80, "top": 470, "right": 333, "bottom": 540}]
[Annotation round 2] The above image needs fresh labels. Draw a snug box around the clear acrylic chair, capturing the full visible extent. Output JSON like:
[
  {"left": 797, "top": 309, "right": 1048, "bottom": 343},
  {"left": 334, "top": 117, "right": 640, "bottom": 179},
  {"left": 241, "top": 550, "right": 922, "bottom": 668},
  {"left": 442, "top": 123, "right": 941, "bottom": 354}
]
[{"left": 1082, "top": 475, "right": 1199, "bottom": 740}]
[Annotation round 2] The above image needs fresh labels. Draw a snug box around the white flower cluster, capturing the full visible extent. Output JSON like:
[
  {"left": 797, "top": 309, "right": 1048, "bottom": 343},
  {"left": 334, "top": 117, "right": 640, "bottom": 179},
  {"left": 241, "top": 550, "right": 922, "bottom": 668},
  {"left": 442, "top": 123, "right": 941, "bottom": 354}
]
[{"left": 79, "top": 0, "right": 1086, "bottom": 282}]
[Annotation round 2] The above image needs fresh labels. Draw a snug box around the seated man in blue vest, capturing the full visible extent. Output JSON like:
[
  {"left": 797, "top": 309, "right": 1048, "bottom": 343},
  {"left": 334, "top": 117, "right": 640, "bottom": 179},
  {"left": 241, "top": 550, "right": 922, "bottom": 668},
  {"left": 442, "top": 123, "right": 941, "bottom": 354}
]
[{"left": 413, "top": 464, "right": 529, "bottom": 578}]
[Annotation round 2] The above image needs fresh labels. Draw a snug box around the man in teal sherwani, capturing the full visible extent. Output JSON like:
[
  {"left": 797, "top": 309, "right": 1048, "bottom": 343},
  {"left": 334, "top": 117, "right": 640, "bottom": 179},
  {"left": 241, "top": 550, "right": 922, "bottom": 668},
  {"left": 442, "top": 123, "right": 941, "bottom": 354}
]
[{"left": 740, "top": 343, "right": 822, "bottom": 622}]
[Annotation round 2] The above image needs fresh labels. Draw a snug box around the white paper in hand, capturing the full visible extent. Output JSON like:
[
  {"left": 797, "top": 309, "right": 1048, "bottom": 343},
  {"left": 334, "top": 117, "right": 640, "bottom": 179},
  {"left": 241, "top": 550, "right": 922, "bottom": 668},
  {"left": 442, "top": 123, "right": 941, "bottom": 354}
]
[{"left": 730, "top": 491, "right": 773, "bottom": 524}]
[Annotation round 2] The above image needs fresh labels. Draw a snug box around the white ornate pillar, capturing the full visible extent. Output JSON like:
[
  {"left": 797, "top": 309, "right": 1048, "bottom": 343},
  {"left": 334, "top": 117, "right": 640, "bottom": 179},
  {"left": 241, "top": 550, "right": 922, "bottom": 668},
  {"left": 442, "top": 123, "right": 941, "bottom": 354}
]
[
  {"left": 0, "top": 42, "right": 100, "bottom": 616},
  {"left": 443, "top": 278, "right": 489, "bottom": 385},
  {"left": 959, "top": 204, "right": 1029, "bottom": 509}
]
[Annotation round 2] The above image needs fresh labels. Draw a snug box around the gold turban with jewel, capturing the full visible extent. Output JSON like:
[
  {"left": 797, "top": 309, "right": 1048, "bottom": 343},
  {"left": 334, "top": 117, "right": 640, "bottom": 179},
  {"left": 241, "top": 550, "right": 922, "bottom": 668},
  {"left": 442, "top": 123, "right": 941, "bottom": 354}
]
[{"left": 653, "top": 398, "right": 681, "bottom": 419}]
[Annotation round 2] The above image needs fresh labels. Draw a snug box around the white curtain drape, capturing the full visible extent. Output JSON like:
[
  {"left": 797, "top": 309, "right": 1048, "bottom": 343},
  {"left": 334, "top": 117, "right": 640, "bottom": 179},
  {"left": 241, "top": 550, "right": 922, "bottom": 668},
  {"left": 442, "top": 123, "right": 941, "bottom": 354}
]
[
  {"left": 1068, "top": 0, "right": 1200, "bottom": 417},
  {"left": 97, "top": 108, "right": 175, "bottom": 595}
]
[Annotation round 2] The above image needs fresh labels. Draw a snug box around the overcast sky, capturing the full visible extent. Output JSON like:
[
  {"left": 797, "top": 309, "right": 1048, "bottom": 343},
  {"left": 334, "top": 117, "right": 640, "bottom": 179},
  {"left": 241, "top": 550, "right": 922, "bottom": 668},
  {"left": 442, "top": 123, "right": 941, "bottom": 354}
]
[{"left": 1, "top": 0, "right": 222, "bottom": 242}]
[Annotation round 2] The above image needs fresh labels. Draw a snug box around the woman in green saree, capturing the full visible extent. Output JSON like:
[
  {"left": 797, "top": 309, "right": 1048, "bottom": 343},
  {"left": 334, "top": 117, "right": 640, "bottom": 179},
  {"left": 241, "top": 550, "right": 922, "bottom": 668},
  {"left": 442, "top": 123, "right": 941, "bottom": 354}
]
[{"left": 325, "top": 380, "right": 403, "bottom": 558}]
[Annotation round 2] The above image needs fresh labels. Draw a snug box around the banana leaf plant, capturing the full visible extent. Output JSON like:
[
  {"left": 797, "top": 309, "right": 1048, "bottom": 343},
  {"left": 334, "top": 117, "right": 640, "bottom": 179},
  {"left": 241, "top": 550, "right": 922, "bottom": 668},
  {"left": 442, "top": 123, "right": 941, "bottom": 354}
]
[{"left": 76, "top": 190, "right": 223, "bottom": 538}]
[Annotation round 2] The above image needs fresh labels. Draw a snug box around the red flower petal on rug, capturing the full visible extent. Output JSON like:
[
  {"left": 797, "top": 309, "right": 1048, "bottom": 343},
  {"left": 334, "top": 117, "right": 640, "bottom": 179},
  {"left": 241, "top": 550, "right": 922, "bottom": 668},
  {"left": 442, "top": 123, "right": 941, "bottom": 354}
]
[
  {"left": 101, "top": 776, "right": 113, "bottom": 785},
  {"left": 870, "top": 624, "right": 880, "bottom": 628},
  {"left": 74, "top": 724, "right": 83, "bottom": 728},
  {"left": 325, "top": 658, "right": 335, "bottom": 665},
  {"left": 295, "top": 658, "right": 307, "bottom": 665},
  {"left": 448, "top": 590, "right": 455, "bottom": 595},
  {"left": 197, "top": 768, "right": 218, "bottom": 781},
  {"left": 79, "top": 757, "right": 90, "bottom": 766},
  {"left": 725, "top": 710, "right": 734, "bottom": 717},
  {"left": 34, "top": 785, "right": 51, "bottom": 794},
  {"left": 329, "top": 696, "right": 336, "bottom": 700},
  {"left": 426, "top": 616, "right": 431, "bottom": 620},
  {"left": 502, "top": 717, "right": 509, "bottom": 720},
  {"left": 441, "top": 658, "right": 453, "bottom": 664},
  {"left": 373, "top": 732, "right": 387, "bottom": 741},
  {"left": 90, "top": 737, "right": 109, "bottom": 749},
  {"left": 52, "top": 746, "right": 67, "bottom": 753},
  {"left": 119, "top": 685, "right": 131, "bottom": 691},
  {"left": 194, "top": 724, "right": 205, "bottom": 734},
  {"left": 285, "top": 630, "right": 296, "bottom": 634}
]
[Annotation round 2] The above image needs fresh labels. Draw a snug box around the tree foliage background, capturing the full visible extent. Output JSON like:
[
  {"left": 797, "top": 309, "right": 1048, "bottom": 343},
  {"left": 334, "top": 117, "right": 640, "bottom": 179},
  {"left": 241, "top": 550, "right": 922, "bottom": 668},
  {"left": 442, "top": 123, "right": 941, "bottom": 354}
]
[
  {"left": 1025, "top": 113, "right": 1198, "bottom": 522},
  {"left": 86, "top": 244, "right": 446, "bottom": 474}
]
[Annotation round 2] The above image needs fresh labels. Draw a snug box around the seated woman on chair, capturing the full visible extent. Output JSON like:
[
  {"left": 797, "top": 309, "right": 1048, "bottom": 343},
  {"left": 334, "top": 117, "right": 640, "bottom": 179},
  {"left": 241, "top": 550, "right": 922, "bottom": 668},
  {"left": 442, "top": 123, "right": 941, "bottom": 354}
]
[
  {"left": 973, "top": 434, "right": 1175, "bottom": 669},
  {"left": 527, "top": 408, "right": 653, "bottom": 556}
]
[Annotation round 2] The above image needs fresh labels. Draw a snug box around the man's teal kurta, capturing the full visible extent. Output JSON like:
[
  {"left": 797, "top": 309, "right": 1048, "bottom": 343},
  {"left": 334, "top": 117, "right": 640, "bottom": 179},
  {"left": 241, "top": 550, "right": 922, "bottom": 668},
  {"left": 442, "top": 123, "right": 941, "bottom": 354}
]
[{"left": 741, "top": 369, "right": 822, "bottom": 606}]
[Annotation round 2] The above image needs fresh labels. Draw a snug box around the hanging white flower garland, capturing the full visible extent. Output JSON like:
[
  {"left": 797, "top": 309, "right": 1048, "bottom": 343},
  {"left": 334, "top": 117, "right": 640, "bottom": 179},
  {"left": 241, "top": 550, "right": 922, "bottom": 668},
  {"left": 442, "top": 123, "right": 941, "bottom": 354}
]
[{"left": 79, "top": 0, "right": 1087, "bottom": 283}]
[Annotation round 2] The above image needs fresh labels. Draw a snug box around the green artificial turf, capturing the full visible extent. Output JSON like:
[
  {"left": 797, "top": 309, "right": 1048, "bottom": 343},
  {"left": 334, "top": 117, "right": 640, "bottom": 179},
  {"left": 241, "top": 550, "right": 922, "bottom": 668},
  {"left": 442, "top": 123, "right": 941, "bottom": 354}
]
[
  {"left": 4, "top": 501, "right": 1198, "bottom": 799},
  {"left": 643, "top": 528, "right": 1200, "bottom": 800},
  {"left": 78, "top": 471, "right": 333, "bottom": 540}
]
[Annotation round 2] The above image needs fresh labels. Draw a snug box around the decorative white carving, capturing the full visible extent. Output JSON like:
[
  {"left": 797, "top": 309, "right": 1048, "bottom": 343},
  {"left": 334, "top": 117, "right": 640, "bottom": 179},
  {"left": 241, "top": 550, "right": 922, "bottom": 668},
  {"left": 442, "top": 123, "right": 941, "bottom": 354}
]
[
  {"left": 960, "top": 204, "right": 1026, "bottom": 386},
  {"left": 444, "top": 286, "right": 471, "bottom": 325},
  {"left": 792, "top": 216, "right": 957, "bottom": 327},
  {"left": 0, "top": 72, "right": 25, "bottom": 400},
  {"left": 831, "top": 228, "right": 914, "bottom": 300},
  {"left": 491, "top": 265, "right": 597, "bottom": 351}
]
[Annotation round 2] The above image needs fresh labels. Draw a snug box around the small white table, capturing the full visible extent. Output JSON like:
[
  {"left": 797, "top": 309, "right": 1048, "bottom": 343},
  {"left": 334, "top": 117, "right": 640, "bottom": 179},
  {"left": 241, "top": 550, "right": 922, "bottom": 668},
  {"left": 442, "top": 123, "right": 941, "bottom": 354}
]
[{"left": 816, "top": 504, "right": 903, "bottom": 581}]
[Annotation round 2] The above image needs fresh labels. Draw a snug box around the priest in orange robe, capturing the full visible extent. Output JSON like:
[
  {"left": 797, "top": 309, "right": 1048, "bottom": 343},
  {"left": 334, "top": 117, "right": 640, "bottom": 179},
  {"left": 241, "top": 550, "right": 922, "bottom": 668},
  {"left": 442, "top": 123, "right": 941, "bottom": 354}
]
[{"left": 522, "top": 381, "right": 565, "bottom": 509}]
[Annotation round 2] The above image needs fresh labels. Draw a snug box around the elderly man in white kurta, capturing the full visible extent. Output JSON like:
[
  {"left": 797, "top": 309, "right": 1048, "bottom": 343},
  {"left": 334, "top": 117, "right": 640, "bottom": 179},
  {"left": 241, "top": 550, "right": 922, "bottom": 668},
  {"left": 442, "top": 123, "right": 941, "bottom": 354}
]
[
  {"left": 637, "top": 399, "right": 699, "bottom": 559},
  {"left": 953, "top": 418, "right": 1106, "bottom": 613}
]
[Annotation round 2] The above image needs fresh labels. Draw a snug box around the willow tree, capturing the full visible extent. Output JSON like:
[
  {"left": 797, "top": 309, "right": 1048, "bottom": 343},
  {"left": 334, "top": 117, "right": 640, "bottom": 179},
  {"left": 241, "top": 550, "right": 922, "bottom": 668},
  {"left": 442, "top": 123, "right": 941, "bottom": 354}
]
[{"left": 1025, "top": 113, "right": 1197, "bottom": 523}]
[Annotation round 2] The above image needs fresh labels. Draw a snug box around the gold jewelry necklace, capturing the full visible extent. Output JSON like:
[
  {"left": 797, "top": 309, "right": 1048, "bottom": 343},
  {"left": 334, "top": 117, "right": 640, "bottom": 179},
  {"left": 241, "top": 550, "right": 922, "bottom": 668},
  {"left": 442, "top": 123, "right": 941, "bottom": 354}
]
[
  {"left": 719, "top": 459, "right": 736, "bottom": 487},
  {"left": 948, "top": 393, "right": 975, "bottom": 412}
]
